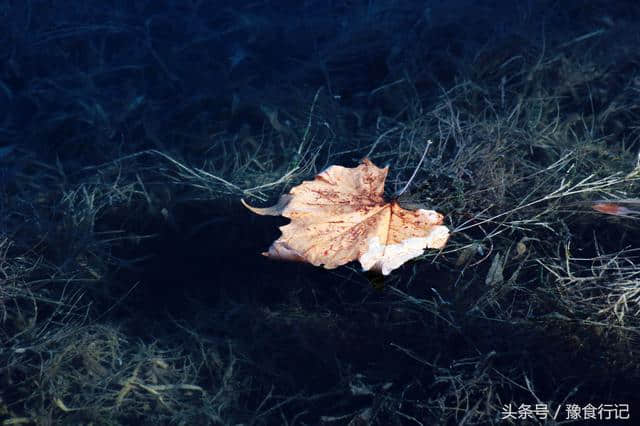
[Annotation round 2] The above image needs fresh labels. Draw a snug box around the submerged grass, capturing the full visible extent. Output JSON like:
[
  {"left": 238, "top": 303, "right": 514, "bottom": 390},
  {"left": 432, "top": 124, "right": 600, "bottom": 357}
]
[{"left": 3, "top": 0, "right": 640, "bottom": 424}]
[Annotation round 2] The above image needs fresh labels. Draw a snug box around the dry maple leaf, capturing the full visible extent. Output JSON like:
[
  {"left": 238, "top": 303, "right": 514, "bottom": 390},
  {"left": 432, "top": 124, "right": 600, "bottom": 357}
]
[{"left": 241, "top": 158, "right": 450, "bottom": 275}]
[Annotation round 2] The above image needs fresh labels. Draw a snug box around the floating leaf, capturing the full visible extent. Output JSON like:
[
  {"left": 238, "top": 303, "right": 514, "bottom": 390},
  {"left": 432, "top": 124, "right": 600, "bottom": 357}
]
[{"left": 242, "top": 158, "right": 449, "bottom": 275}]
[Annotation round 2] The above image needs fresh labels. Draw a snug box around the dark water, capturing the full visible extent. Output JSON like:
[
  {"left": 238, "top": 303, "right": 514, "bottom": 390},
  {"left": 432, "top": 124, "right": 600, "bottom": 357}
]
[{"left": 2, "top": 1, "right": 640, "bottom": 425}]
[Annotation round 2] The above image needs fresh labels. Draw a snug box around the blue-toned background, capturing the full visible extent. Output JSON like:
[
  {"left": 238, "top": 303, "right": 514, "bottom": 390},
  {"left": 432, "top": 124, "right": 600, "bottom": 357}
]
[{"left": 2, "top": 1, "right": 640, "bottom": 424}]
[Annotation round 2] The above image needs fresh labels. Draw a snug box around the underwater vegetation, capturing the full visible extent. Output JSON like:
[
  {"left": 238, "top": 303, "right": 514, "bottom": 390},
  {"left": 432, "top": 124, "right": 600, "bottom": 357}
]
[{"left": 2, "top": 0, "right": 640, "bottom": 424}]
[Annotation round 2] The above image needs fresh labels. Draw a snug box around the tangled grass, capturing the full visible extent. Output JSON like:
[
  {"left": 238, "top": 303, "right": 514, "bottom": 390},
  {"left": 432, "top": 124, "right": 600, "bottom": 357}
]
[{"left": 3, "top": 1, "right": 640, "bottom": 424}]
